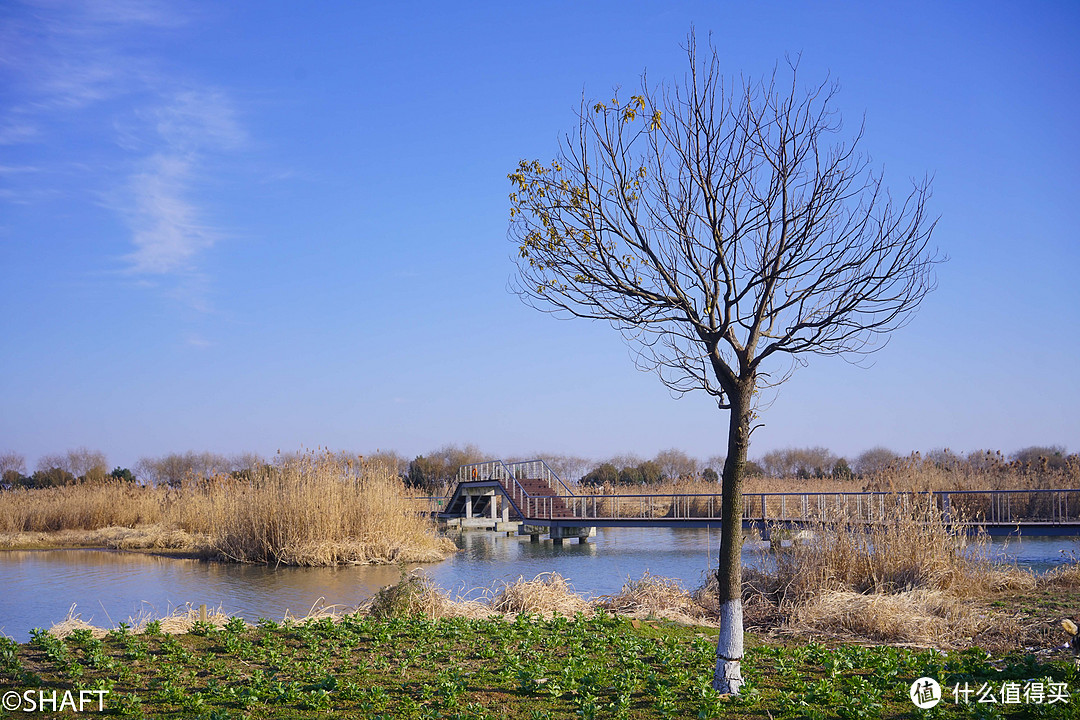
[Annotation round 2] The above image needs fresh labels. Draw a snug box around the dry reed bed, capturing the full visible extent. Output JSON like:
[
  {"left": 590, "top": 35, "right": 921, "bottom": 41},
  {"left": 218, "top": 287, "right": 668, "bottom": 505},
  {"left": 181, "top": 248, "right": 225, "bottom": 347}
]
[
  {"left": 47, "top": 603, "right": 234, "bottom": 640},
  {"left": 737, "top": 498, "right": 1056, "bottom": 649},
  {"left": 0, "top": 453, "right": 454, "bottom": 566},
  {"left": 362, "top": 571, "right": 709, "bottom": 624},
  {"left": 586, "top": 457, "right": 1080, "bottom": 497},
  {"left": 579, "top": 462, "right": 1079, "bottom": 525}
]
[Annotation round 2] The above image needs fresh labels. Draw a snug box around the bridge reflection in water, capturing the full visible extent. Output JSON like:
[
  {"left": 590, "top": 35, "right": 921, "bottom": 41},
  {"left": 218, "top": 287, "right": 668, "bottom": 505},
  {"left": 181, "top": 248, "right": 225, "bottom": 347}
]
[{"left": 418, "top": 459, "right": 1080, "bottom": 542}]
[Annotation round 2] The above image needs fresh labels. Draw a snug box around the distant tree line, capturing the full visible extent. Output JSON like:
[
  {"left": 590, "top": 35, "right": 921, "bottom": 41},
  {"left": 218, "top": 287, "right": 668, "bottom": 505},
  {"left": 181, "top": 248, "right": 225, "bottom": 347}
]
[
  {"left": 0, "top": 448, "right": 264, "bottom": 489},
  {"left": 135, "top": 451, "right": 264, "bottom": 487},
  {"left": 557, "top": 444, "right": 1077, "bottom": 487},
  {"left": 0, "top": 447, "right": 135, "bottom": 489},
  {"left": 2, "top": 444, "right": 1075, "bottom": 492}
]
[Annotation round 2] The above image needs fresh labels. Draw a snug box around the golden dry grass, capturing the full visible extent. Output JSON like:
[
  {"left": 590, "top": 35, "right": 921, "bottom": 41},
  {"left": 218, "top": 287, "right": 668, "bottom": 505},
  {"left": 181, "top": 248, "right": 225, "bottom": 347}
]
[
  {"left": 48, "top": 603, "right": 260, "bottom": 639},
  {"left": 0, "top": 482, "right": 168, "bottom": 533},
  {"left": 46, "top": 606, "right": 110, "bottom": 640},
  {"left": 0, "top": 452, "right": 455, "bottom": 566},
  {"left": 0, "top": 525, "right": 205, "bottom": 552},
  {"left": 734, "top": 495, "right": 1066, "bottom": 649},
  {"left": 763, "top": 496, "right": 1037, "bottom": 600},
  {"left": 364, "top": 571, "right": 713, "bottom": 624},
  {"left": 1042, "top": 560, "right": 1080, "bottom": 590},
  {"left": 864, "top": 456, "right": 1080, "bottom": 493},
  {"left": 590, "top": 457, "right": 1078, "bottom": 496},
  {"left": 193, "top": 453, "right": 455, "bottom": 566},
  {"left": 487, "top": 573, "right": 592, "bottom": 617},
  {"left": 789, "top": 589, "right": 1026, "bottom": 647},
  {"left": 366, "top": 573, "right": 486, "bottom": 619},
  {"left": 599, "top": 572, "right": 712, "bottom": 625}
]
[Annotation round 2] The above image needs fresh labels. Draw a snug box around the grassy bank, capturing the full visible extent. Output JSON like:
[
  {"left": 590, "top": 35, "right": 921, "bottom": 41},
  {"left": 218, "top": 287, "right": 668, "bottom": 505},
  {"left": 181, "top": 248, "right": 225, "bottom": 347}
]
[
  {"left": 0, "top": 453, "right": 455, "bottom": 566},
  {"left": 3, "top": 609, "right": 1077, "bottom": 719}
]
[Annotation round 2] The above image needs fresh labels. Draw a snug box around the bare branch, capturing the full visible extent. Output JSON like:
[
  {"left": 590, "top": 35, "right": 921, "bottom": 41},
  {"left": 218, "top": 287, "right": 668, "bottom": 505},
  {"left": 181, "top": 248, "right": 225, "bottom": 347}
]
[{"left": 508, "top": 48, "right": 941, "bottom": 402}]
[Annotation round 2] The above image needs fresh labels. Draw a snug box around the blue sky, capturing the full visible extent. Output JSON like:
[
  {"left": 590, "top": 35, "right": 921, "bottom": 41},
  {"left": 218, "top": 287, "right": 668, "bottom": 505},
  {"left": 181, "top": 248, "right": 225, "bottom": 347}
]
[{"left": 2, "top": 0, "right": 1078, "bottom": 471}]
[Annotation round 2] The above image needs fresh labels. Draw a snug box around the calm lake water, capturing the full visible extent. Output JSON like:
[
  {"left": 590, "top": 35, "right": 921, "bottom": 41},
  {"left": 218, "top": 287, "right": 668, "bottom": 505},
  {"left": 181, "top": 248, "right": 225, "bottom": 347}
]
[{"left": 1, "top": 528, "right": 1075, "bottom": 642}]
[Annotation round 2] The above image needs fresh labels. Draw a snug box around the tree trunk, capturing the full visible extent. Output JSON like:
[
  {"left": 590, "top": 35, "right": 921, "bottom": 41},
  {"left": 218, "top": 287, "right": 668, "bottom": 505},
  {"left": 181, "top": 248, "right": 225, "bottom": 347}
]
[{"left": 713, "top": 381, "right": 753, "bottom": 695}]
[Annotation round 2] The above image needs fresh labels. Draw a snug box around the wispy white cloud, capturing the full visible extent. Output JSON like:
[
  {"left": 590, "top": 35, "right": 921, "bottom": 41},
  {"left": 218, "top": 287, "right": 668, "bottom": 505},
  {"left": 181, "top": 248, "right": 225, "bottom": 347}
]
[
  {"left": 74, "top": 0, "right": 187, "bottom": 29},
  {"left": 154, "top": 90, "right": 245, "bottom": 151},
  {"left": 0, "top": 1, "right": 176, "bottom": 117},
  {"left": 0, "top": 122, "right": 40, "bottom": 145},
  {"left": 0, "top": 164, "right": 47, "bottom": 204},
  {"left": 121, "top": 89, "right": 244, "bottom": 277},
  {"left": 0, "top": 165, "right": 41, "bottom": 175},
  {"left": 1, "top": 0, "right": 245, "bottom": 306},
  {"left": 124, "top": 154, "right": 210, "bottom": 274},
  {"left": 184, "top": 332, "right": 212, "bottom": 349}
]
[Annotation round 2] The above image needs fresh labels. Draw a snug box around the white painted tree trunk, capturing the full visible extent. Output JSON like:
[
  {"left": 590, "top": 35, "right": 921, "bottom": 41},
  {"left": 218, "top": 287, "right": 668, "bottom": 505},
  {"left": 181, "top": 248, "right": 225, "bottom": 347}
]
[{"left": 713, "top": 598, "right": 744, "bottom": 694}]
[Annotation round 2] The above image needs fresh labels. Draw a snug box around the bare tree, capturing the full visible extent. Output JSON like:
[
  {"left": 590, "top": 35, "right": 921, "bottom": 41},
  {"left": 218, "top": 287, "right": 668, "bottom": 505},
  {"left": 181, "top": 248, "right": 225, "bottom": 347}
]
[
  {"left": 532, "top": 453, "right": 591, "bottom": 484},
  {"left": 606, "top": 452, "right": 644, "bottom": 471},
  {"left": 136, "top": 451, "right": 259, "bottom": 487},
  {"left": 759, "top": 446, "right": 838, "bottom": 478},
  {"left": 654, "top": 448, "right": 699, "bottom": 480},
  {"left": 703, "top": 454, "right": 727, "bottom": 477},
  {"left": 36, "top": 447, "right": 108, "bottom": 482},
  {"left": 508, "top": 36, "right": 940, "bottom": 693},
  {"left": 407, "top": 444, "right": 488, "bottom": 493},
  {"left": 1, "top": 451, "right": 26, "bottom": 487},
  {"left": 0, "top": 451, "right": 25, "bottom": 476},
  {"left": 854, "top": 446, "right": 899, "bottom": 476}
]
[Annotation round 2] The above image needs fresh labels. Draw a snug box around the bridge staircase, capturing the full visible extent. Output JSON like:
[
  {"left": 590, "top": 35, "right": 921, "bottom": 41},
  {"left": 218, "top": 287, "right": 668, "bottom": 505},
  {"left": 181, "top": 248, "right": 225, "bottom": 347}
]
[
  {"left": 441, "top": 460, "right": 593, "bottom": 541},
  {"left": 443, "top": 459, "right": 576, "bottom": 520}
]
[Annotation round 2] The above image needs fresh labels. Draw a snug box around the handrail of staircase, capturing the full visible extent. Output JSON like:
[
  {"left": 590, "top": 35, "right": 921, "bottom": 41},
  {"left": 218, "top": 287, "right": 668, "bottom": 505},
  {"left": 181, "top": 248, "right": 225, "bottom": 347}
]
[
  {"left": 457, "top": 460, "right": 533, "bottom": 511},
  {"left": 503, "top": 458, "right": 575, "bottom": 496}
]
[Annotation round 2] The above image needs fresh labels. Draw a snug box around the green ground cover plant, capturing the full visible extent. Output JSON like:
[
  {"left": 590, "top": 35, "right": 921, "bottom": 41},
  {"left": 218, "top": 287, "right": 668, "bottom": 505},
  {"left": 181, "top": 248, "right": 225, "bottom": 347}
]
[{"left": 2, "top": 612, "right": 1076, "bottom": 719}]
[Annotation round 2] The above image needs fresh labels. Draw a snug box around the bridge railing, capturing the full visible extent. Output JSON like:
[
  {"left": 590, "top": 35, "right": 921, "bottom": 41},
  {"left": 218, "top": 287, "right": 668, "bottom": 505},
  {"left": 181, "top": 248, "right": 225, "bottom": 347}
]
[
  {"left": 503, "top": 459, "right": 574, "bottom": 496},
  {"left": 457, "top": 459, "right": 574, "bottom": 502},
  {"left": 457, "top": 460, "right": 533, "bottom": 514},
  {"left": 936, "top": 489, "right": 1079, "bottom": 526},
  {"left": 512, "top": 488, "right": 1080, "bottom": 526}
]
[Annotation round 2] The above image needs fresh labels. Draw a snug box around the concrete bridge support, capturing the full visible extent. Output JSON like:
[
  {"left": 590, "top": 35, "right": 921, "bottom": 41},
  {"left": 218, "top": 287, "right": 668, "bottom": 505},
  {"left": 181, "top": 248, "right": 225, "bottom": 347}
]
[
  {"left": 445, "top": 485, "right": 521, "bottom": 532},
  {"left": 548, "top": 525, "right": 597, "bottom": 545}
]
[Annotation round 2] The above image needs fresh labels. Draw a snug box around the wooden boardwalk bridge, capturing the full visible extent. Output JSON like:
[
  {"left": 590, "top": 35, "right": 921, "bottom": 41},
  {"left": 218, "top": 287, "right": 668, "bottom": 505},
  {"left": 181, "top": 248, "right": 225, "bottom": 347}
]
[{"left": 426, "top": 459, "right": 1080, "bottom": 543}]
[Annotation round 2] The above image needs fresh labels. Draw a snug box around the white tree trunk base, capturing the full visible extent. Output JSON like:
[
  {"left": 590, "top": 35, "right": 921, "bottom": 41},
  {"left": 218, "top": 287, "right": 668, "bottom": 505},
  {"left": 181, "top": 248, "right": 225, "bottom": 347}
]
[
  {"left": 713, "top": 599, "right": 744, "bottom": 695},
  {"left": 714, "top": 658, "right": 743, "bottom": 695}
]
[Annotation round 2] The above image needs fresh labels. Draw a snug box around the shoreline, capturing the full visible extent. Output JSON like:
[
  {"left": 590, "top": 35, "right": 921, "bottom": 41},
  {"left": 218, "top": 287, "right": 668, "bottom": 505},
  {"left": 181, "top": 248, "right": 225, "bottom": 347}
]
[
  {"left": 2, "top": 564, "right": 1077, "bottom": 658},
  {"left": 0, "top": 525, "right": 458, "bottom": 565}
]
